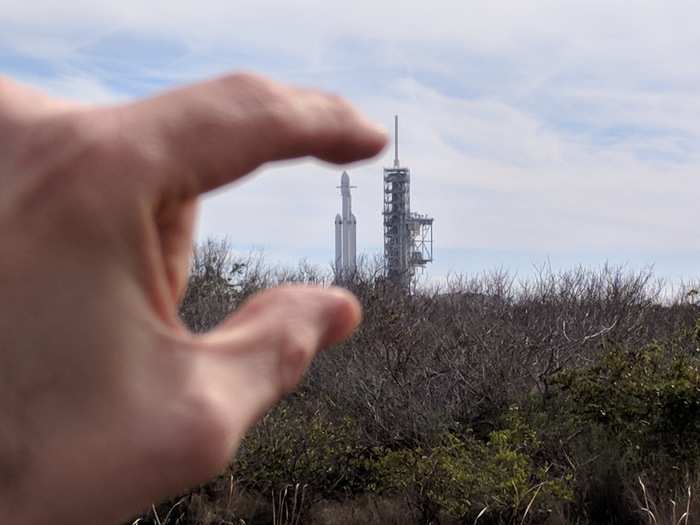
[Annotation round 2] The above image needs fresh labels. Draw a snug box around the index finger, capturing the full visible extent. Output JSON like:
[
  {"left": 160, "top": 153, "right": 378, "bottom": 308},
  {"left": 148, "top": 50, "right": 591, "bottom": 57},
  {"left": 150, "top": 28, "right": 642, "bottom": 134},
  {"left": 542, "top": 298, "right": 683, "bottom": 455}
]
[{"left": 119, "top": 72, "right": 388, "bottom": 197}]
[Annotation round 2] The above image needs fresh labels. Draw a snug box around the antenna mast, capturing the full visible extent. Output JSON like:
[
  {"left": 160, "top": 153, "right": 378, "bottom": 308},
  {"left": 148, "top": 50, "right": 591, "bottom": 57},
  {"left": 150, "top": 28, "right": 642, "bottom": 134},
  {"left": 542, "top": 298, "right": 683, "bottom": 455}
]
[{"left": 394, "top": 115, "right": 400, "bottom": 168}]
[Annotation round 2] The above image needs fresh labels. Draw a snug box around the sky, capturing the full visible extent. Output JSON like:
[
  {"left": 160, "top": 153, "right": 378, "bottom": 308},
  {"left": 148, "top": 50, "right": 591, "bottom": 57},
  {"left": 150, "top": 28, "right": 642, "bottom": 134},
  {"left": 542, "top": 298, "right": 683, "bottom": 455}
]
[{"left": 1, "top": 1, "right": 699, "bottom": 284}]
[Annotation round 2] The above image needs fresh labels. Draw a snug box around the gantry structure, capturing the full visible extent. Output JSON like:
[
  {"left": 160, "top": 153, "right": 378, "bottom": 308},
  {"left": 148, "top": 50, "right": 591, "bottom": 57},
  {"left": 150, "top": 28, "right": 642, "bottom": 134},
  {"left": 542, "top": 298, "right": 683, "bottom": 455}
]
[{"left": 383, "top": 116, "right": 434, "bottom": 291}]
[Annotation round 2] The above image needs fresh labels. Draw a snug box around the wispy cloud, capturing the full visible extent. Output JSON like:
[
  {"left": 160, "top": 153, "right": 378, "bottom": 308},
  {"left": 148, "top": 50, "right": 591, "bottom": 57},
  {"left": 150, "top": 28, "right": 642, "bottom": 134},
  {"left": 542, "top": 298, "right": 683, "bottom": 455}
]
[{"left": 1, "top": 1, "right": 699, "bottom": 280}]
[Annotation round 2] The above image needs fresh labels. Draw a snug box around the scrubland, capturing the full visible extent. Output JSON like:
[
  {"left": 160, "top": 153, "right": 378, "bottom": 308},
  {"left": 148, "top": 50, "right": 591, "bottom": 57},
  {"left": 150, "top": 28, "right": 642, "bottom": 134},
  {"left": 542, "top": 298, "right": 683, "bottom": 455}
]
[{"left": 130, "top": 240, "right": 700, "bottom": 525}]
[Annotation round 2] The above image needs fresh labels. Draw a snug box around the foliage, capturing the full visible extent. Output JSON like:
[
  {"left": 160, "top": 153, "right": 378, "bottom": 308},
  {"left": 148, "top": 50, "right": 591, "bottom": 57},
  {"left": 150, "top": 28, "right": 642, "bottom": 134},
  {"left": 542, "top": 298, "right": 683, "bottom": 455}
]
[
  {"left": 373, "top": 410, "right": 572, "bottom": 523},
  {"left": 127, "top": 241, "right": 700, "bottom": 524},
  {"left": 553, "top": 330, "right": 700, "bottom": 472},
  {"left": 235, "top": 402, "right": 374, "bottom": 500}
]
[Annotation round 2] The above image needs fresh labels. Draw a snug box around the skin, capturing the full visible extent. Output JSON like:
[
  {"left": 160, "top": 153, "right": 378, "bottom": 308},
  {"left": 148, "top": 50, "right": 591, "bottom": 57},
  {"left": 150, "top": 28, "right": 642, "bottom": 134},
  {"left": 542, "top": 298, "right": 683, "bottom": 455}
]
[{"left": 0, "top": 73, "right": 387, "bottom": 524}]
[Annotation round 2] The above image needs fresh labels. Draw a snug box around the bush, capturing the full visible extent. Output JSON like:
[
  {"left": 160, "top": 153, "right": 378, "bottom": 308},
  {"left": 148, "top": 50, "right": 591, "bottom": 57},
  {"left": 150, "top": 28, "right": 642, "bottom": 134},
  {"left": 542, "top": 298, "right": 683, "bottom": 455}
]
[
  {"left": 553, "top": 331, "right": 700, "bottom": 473},
  {"left": 373, "top": 410, "right": 572, "bottom": 523},
  {"left": 234, "top": 401, "right": 374, "bottom": 500},
  {"left": 127, "top": 242, "right": 700, "bottom": 524}
]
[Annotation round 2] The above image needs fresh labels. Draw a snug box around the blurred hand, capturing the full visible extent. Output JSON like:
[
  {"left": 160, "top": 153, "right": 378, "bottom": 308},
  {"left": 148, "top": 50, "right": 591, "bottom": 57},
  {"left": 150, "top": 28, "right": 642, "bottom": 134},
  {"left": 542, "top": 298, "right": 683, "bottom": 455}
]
[{"left": 0, "top": 73, "right": 386, "bottom": 524}]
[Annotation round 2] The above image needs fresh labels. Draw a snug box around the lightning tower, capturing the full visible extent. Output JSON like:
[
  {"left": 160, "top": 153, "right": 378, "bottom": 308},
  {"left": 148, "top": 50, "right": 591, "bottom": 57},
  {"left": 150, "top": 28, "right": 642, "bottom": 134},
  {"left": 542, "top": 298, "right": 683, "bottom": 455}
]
[
  {"left": 383, "top": 116, "right": 433, "bottom": 291},
  {"left": 334, "top": 171, "right": 357, "bottom": 278}
]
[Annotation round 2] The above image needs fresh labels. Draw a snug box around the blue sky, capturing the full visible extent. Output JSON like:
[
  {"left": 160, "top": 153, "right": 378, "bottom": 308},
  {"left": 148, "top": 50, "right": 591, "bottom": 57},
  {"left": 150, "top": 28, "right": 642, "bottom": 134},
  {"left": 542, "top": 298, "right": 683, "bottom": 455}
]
[{"left": 2, "top": 1, "right": 699, "bottom": 285}]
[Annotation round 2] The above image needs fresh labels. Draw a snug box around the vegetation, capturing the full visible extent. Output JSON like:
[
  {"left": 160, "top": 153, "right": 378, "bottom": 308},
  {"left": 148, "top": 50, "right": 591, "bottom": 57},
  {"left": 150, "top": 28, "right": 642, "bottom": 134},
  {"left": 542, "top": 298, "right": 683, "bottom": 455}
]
[{"left": 129, "top": 240, "right": 700, "bottom": 524}]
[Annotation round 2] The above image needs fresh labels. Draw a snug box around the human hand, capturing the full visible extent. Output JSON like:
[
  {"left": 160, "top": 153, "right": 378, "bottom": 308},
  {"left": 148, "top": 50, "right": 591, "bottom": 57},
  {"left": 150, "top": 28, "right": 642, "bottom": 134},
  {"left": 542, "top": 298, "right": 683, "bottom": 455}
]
[{"left": 0, "top": 73, "right": 386, "bottom": 524}]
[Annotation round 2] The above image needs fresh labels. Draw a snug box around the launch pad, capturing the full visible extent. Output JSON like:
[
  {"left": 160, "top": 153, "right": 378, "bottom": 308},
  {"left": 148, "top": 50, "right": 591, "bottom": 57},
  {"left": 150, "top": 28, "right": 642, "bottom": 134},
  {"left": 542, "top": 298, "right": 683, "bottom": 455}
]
[{"left": 333, "top": 116, "right": 433, "bottom": 291}]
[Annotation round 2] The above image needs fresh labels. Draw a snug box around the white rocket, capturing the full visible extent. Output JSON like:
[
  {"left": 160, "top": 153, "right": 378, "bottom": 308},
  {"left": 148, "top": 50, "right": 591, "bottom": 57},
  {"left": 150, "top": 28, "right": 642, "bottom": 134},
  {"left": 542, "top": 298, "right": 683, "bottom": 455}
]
[{"left": 335, "top": 171, "right": 357, "bottom": 276}]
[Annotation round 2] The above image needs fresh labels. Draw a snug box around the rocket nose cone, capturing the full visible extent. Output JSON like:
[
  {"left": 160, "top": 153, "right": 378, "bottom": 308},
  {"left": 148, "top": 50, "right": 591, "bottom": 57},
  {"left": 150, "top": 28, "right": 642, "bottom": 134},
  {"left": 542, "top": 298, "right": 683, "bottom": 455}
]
[
  {"left": 335, "top": 214, "right": 342, "bottom": 223},
  {"left": 341, "top": 171, "right": 350, "bottom": 186}
]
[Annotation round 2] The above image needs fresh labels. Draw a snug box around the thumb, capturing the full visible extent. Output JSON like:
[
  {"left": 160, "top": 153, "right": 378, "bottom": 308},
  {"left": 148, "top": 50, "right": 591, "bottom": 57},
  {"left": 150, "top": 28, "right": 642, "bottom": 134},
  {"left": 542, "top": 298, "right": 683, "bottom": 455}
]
[{"left": 197, "top": 286, "right": 361, "bottom": 430}]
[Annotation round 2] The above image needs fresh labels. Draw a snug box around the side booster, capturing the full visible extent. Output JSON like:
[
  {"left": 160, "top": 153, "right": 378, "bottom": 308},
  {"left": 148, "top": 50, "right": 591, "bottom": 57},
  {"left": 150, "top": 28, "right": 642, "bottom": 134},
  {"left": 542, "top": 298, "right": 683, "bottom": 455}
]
[{"left": 335, "top": 171, "right": 356, "bottom": 276}]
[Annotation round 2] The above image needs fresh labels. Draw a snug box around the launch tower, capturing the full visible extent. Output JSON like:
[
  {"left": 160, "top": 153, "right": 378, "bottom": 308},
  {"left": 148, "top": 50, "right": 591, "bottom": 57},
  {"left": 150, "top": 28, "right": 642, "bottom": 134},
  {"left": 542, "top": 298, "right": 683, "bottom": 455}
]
[{"left": 383, "top": 116, "right": 433, "bottom": 290}]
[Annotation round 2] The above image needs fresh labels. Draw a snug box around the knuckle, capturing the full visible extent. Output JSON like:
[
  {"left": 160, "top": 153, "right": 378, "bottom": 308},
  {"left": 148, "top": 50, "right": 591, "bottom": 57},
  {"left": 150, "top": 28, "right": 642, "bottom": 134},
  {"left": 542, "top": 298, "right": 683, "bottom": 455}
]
[
  {"left": 275, "top": 321, "right": 316, "bottom": 391},
  {"left": 18, "top": 110, "right": 120, "bottom": 188},
  {"left": 279, "top": 329, "right": 312, "bottom": 368},
  {"left": 166, "top": 390, "right": 231, "bottom": 483},
  {"left": 306, "top": 89, "right": 351, "bottom": 115},
  {"left": 0, "top": 75, "right": 12, "bottom": 93},
  {"left": 17, "top": 113, "right": 80, "bottom": 168},
  {"left": 325, "top": 91, "right": 348, "bottom": 108},
  {"left": 219, "top": 72, "right": 287, "bottom": 103},
  {"left": 214, "top": 72, "right": 294, "bottom": 135},
  {"left": 13, "top": 109, "right": 140, "bottom": 228},
  {"left": 66, "top": 109, "right": 126, "bottom": 165},
  {"left": 141, "top": 347, "right": 233, "bottom": 484},
  {"left": 326, "top": 92, "right": 355, "bottom": 120},
  {"left": 225, "top": 71, "right": 268, "bottom": 89},
  {"left": 259, "top": 286, "right": 302, "bottom": 311}
]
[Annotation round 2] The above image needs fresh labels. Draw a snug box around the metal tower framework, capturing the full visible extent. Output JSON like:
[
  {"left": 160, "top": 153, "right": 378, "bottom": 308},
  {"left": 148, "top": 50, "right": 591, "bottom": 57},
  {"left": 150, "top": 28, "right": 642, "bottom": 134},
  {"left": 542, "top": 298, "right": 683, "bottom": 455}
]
[{"left": 383, "top": 116, "right": 433, "bottom": 290}]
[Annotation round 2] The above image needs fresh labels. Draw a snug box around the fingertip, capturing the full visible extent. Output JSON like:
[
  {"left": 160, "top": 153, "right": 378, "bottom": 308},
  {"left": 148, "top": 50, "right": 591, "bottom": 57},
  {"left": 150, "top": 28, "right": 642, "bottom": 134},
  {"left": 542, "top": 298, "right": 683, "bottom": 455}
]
[
  {"left": 324, "top": 287, "right": 363, "bottom": 345},
  {"left": 366, "top": 126, "right": 389, "bottom": 158},
  {"left": 368, "top": 121, "right": 390, "bottom": 148},
  {"left": 350, "top": 118, "right": 389, "bottom": 161}
]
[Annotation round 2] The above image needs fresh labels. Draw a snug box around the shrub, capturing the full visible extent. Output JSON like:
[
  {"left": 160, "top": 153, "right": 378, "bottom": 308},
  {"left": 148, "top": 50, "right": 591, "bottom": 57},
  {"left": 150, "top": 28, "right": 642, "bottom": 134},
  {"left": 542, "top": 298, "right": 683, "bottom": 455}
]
[
  {"left": 373, "top": 411, "right": 572, "bottom": 523},
  {"left": 553, "top": 336, "right": 700, "bottom": 473},
  {"left": 127, "top": 242, "right": 700, "bottom": 524},
  {"left": 234, "top": 401, "right": 374, "bottom": 501}
]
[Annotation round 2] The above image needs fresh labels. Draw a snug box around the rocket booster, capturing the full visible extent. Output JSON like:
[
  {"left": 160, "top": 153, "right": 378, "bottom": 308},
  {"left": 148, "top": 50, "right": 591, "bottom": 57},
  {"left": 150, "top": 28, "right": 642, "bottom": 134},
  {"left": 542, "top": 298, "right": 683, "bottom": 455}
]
[{"left": 335, "top": 171, "right": 356, "bottom": 276}]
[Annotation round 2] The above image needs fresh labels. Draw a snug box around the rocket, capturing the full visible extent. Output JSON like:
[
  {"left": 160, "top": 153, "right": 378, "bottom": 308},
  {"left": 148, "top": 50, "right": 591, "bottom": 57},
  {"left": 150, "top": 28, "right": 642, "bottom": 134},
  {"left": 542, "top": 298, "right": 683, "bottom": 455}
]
[{"left": 335, "top": 171, "right": 356, "bottom": 276}]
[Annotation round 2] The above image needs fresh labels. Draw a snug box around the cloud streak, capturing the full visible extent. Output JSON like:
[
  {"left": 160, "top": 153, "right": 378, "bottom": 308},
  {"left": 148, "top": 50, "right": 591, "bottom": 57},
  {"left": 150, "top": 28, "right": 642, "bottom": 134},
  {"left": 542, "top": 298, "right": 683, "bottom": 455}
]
[{"left": 1, "top": 1, "right": 699, "bottom": 280}]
